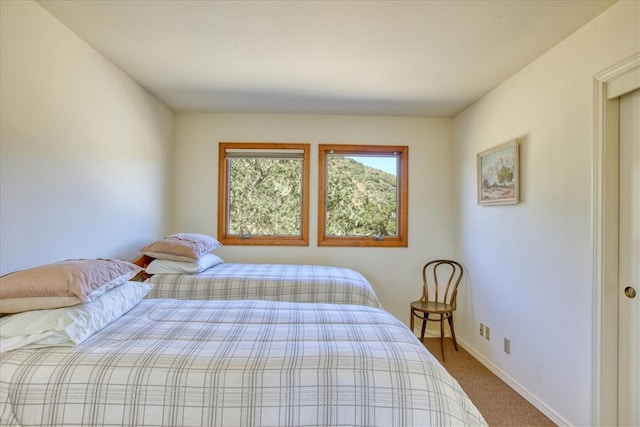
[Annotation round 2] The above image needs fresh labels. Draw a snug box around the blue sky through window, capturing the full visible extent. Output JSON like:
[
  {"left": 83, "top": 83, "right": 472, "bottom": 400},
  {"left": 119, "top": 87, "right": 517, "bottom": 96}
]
[{"left": 349, "top": 156, "right": 397, "bottom": 176}]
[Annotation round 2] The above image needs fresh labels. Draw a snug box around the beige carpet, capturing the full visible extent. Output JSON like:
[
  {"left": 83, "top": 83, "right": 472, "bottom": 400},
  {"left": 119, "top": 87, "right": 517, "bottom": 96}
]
[{"left": 422, "top": 338, "right": 556, "bottom": 427}]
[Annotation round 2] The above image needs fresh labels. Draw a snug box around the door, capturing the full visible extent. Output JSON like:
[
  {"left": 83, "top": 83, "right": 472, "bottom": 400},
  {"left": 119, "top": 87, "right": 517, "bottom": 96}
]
[{"left": 618, "top": 88, "right": 639, "bottom": 426}]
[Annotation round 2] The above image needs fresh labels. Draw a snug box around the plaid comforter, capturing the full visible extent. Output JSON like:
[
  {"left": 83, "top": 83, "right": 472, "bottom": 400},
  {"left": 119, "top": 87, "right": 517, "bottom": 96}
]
[
  {"left": 0, "top": 299, "right": 486, "bottom": 427},
  {"left": 145, "top": 263, "right": 383, "bottom": 308}
]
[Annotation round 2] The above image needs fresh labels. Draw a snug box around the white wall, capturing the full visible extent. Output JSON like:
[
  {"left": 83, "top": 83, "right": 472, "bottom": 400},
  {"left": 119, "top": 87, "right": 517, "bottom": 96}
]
[
  {"left": 452, "top": 1, "right": 639, "bottom": 425},
  {"left": 173, "top": 113, "right": 454, "bottom": 323},
  {"left": 0, "top": 1, "right": 174, "bottom": 275}
]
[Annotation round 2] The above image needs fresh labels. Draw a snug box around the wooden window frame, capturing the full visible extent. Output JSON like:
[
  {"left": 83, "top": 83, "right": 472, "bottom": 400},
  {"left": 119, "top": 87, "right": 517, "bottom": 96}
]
[
  {"left": 218, "top": 142, "right": 310, "bottom": 246},
  {"left": 318, "top": 144, "right": 408, "bottom": 247}
]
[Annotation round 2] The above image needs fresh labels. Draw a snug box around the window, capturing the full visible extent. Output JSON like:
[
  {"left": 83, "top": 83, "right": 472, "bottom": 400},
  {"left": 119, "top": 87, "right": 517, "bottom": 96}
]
[
  {"left": 218, "top": 142, "right": 310, "bottom": 246},
  {"left": 318, "top": 144, "right": 408, "bottom": 247}
]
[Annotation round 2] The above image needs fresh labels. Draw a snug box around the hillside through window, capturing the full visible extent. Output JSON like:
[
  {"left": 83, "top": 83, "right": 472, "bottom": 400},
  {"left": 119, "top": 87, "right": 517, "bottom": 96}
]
[
  {"left": 318, "top": 144, "right": 408, "bottom": 247},
  {"left": 217, "top": 142, "right": 310, "bottom": 246}
]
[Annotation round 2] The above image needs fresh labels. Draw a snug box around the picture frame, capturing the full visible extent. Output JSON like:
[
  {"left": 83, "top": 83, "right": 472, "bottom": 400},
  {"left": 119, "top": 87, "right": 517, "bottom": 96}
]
[{"left": 477, "top": 139, "right": 520, "bottom": 205}]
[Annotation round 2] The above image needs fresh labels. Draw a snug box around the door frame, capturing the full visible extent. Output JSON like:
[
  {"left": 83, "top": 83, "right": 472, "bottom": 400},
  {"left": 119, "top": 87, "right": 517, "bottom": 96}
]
[{"left": 592, "top": 52, "right": 640, "bottom": 426}]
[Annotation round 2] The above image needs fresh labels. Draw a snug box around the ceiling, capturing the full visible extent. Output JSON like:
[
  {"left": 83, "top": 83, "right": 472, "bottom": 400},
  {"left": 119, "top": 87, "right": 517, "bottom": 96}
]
[{"left": 38, "top": 0, "right": 616, "bottom": 117}]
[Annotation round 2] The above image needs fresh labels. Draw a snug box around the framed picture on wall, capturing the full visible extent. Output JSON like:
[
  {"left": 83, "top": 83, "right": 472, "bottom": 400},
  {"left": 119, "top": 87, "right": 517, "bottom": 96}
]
[{"left": 477, "top": 139, "right": 520, "bottom": 205}]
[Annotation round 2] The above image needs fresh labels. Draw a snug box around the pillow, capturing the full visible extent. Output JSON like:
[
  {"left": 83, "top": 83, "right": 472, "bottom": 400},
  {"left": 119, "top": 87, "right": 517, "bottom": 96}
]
[
  {"left": 140, "top": 233, "right": 222, "bottom": 262},
  {"left": 0, "top": 259, "right": 142, "bottom": 313},
  {"left": 145, "top": 253, "right": 224, "bottom": 274},
  {"left": 0, "top": 281, "right": 153, "bottom": 352}
]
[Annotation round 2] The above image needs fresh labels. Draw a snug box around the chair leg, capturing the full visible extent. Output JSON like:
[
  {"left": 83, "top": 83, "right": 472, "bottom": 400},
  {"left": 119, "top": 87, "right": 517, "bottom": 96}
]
[
  {"left": 420, "top": 314, "right": 428, "bottom": 342},
  {"left": 410, "top": 309, "right": 414, "bottom": 333},
  {"left": 439, "top": 315, "right": 446, "bottom": 362},
  {"left": 448, "top": 314, "right": 459, "bottom": 352}
]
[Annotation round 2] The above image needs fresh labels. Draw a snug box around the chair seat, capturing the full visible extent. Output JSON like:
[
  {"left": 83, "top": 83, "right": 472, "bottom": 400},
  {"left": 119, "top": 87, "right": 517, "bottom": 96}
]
[{"left": 410, "top": 300, "right": 454, "bottom": 314}]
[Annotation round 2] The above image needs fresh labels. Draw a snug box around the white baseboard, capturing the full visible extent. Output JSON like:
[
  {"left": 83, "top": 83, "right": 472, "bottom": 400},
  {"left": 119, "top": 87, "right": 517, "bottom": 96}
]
[{"left": 456, "top": 337, "right": 570, "bottom": 427}]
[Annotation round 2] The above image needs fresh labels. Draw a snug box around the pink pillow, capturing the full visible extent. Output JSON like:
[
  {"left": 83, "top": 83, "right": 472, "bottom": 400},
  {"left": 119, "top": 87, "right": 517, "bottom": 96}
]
[
  {"left": 140, "top": 233, "right": 222, "bottom": 262},
  {"left": 0, "top": 259, "right": 142, "bottom": 313}
]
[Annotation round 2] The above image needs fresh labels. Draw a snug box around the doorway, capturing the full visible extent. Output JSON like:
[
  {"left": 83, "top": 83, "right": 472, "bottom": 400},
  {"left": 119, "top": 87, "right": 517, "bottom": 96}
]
[{"left": 593, "top": 53, "right": 639, "bottom": 426}]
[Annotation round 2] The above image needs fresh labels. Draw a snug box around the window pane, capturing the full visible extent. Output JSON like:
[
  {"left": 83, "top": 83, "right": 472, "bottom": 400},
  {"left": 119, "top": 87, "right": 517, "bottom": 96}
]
[
  {"left": 228, "top": 157, "right": 303, "bottom": 236},
  {"left": 318, "top": 144, "right": 408, "bottom": 247},
  {"left": 325, "top": 154, "right": 398, "bottom": 237},
  {"left": 218, "top": 142, "right": 309, "bottom": 246}
]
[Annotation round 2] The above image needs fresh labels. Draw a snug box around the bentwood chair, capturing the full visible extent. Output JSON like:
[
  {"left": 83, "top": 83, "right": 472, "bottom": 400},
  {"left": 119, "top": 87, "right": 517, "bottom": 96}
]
[{"left": 410, "top": 259, "right": 464, "bottom": 362}]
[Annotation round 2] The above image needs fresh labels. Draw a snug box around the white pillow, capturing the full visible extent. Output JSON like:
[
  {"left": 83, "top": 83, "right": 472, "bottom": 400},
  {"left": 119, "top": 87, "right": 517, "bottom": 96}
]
[
  {"left": 145, "top": 253, "right": 224, "bottom": 274},
  {"left": 0, "top": 281, "right": 153, "bottom": 352}
]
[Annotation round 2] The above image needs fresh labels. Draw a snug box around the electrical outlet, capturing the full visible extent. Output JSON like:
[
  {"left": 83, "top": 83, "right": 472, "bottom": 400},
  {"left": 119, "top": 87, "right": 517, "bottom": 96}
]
[
  {"left": 479, "top": 323, "right": 485, "bottom": 337},
  {"left": 504, "top": 338, "right": 511, "bottom": 354},
  {"left": 485, "top": 326, "right": 491, "bottom": 340}
]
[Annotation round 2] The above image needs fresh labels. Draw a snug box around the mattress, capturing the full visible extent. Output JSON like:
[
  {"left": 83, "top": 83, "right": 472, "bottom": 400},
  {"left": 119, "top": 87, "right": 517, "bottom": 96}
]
[
  {"left": 0, "top": 299, "right": 486, "bottom": 427},
  {"left": 145, "top": 263, "right": 383, "bottom": 308}
]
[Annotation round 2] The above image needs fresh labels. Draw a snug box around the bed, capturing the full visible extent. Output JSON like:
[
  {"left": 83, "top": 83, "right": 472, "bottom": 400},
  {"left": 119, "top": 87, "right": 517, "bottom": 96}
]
[
  {"left": 143, "top": 261, "right": 383, "bottom": 309},
  {"left": 0, "top": 284, "right": 486, "bottom": 427},
  {"left": 134, "top": 234, "right": 383, "bottom": 308}
]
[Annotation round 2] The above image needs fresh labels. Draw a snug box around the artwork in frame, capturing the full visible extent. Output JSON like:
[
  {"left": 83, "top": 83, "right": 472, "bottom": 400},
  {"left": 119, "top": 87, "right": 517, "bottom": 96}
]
[{"left": 477, "top": 139, "right": 520, "bottom": 205}]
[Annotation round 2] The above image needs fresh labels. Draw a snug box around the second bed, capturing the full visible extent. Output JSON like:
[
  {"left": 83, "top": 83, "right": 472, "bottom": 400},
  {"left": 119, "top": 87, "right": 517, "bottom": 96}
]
[{"left": 143, "top": 262, "right": 383, "bottom": 309}]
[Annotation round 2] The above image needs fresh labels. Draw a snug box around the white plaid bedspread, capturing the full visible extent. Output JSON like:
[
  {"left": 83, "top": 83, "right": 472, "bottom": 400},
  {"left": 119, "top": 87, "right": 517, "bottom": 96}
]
[
  {"left": 0, "top": 299, "right": 486, "bottom": 427},
  {"left": 145, "top": 263, "right": 383, "bottom": 308}
]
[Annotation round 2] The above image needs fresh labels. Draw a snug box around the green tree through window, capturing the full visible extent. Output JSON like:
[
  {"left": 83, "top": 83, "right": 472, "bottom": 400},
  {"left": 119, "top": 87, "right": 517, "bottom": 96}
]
[
  {"left": 325, "top": 156, "right": 398, "bottom": 237},
  {"left": 229, "top": 157, "right": 302, "bottom": 235}
]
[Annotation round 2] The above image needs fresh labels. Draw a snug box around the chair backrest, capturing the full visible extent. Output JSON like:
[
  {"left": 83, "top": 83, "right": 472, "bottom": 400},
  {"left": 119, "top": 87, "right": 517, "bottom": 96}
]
[{"left": 420, "top": 259, "right": 464, "bottom": 308}]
